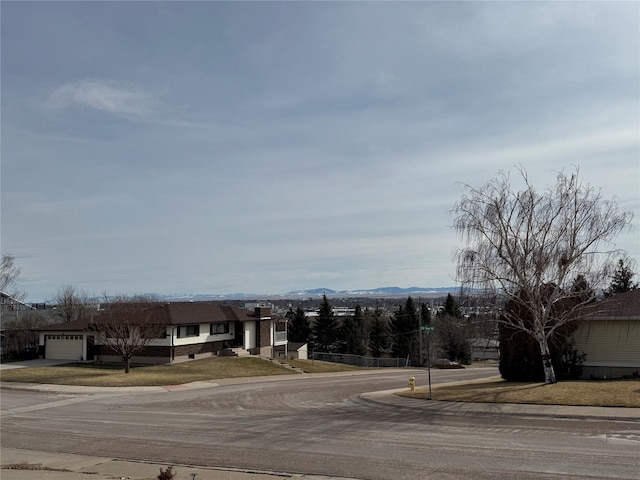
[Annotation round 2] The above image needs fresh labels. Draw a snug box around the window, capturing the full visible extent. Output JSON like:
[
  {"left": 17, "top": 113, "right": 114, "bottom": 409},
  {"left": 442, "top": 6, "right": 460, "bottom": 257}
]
[
  {"left": 177, "top": 325, "right": 200, "bottom": 338},
  {"left": 46, "top": 334, "right": 82, "bottom": 340},
  {"left": 141, "top": 326, "right": 166, "bottom": 339},
  {"left": 210, "top": 323, "right": 230, "bottom": 335}
]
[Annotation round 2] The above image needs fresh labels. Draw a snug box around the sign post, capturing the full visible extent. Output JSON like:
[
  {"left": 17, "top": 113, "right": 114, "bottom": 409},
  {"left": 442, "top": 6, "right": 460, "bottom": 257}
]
[{"left": 421, "top": 326, "right": 434, "bottom": 400}]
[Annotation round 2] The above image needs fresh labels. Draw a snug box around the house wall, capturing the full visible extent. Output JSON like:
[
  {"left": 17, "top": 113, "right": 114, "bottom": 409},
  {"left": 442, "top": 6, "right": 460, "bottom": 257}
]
[
  {"left": 289, "top": 344, "right": 307, "bottom": 360},
  {"left": 37, "top": 313, "right": 266, "bottom": 364},
  {"left": 572, "top": 319, "right": 640, "bottom": 379},
  {"left": 96, "top": 340, "right": 229, "bottom": 364},
  {"left": 97, "top": 345, "right": 172, "bottom": 365},
  {"left": 244, "top": 321, "right": 256, "bottom": 350},
  {"left": 252, "top": 319, "right": 272, "bottom": 356},
  {"left": 171, "top": 323, "right": 235, "bottom": 347}
]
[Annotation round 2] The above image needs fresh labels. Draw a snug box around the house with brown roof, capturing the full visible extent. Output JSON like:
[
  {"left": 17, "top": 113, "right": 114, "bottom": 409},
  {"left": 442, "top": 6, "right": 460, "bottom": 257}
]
[
  {"left": 36, "top": 303, "right": 287, "bottom": 364},
  {"left": 571, "top": 289, "right": 640, "bottom": 379}
]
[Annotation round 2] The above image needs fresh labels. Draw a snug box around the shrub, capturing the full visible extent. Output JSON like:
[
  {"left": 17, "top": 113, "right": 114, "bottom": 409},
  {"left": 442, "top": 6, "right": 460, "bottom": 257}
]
[{"left": 158, "top": 465, "right": 176, "bottom": 480}]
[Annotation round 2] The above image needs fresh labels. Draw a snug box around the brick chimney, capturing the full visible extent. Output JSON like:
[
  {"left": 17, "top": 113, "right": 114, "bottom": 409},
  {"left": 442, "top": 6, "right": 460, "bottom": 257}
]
[{"left": 254, "top": 306, "right": 271, "bottom": 319}]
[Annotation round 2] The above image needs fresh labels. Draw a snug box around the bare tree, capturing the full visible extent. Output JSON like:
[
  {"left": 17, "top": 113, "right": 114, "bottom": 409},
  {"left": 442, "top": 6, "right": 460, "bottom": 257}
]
[
  {"left": 54, "top": 285, "right": 89, "bottom": 323},
  {"left": 3, "top": 311, "right": 45, "bottom": 358},
  {"left": 452, "top": 166, "right": 633, "bottom": 384},
  {"left": 1, "top": 254, "right": 25, "bottom": 300},
  {"left": 96, "top": 296, "right": 166, "bottom": 373}
]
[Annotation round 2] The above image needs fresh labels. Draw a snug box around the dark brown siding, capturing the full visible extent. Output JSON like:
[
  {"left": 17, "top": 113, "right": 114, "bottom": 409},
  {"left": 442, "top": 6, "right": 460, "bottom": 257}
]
[
  {"left": 96, "top": 345, "right": 171, "bottom": 358},
  {"left": 174, "top": 341, "right": 221, "bottom": 357},
  {"left": 257, "top": 320, "right": 271, "bottom": 347}
]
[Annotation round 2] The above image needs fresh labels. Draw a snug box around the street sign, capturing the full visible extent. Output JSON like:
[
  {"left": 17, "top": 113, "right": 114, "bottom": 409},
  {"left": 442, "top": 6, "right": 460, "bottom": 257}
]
[{"left": 420, "top": 326, "right": 434, "bottom": 332}]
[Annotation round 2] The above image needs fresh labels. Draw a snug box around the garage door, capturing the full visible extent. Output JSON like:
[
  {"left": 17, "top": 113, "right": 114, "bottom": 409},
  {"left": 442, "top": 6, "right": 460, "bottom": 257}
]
[{"left": 45, "top": 334, "right": 83, "bottom": 360}]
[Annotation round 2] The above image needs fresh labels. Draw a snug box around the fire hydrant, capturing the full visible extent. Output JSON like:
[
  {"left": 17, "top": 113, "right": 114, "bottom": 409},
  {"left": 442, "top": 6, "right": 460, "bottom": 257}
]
[{"left": 408, "top": 376, "right": 416, "bottom": 392}]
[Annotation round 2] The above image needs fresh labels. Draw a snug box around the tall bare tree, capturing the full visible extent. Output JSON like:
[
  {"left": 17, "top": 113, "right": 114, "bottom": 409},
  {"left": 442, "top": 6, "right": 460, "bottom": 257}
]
[
  {"left": 1, "top": 254, "right": 25, "bottom": 300},
  {"left": 453, "top": 166, "right": 633, "bottom": 384},
  {"left": 54, "top": 285, "right": 89, "bottom": 323},
  {"left": 96, "top": 296, "right": 165, "bottom": 373}
]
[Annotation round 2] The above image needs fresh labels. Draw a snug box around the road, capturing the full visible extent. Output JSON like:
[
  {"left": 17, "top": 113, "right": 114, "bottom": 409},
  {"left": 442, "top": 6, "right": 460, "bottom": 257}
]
[{"left": 1, "top": 367, "right": 639, "bottom": 479}]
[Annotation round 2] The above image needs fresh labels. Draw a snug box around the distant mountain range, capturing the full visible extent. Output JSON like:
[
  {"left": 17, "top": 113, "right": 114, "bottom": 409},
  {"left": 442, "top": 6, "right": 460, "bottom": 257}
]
[{"left": 141, "top": 286, "right": 458, "bottom": 301}]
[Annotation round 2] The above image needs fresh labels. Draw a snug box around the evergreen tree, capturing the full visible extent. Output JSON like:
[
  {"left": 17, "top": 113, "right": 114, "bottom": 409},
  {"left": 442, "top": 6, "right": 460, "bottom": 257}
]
[
  {"left": 367, "top": 304, "right": 389, "bottom": 358},
  {"left": 421, "top": 303, "right": 431, "bottom": 326},
  {"left": 287, "top": 305, "right": 312, "bottom": 343},
  {"left": 340, "top": 304, "right": 367, "bottom": 355},
  {"left": 389, "top": 297, "right": 420, "bottom": 363},
  {"left": 499, "top": 286, "right": 584, "bottom": 381},
  {"left": 440, "top": 293, "right": 461, "bottom": 318},
  {"left": 313, "top": 294, "right": 339, "bottom": 352},
  {"left": 607, "top": 258, "right": 637, "bottom": 296},
  {"left": 571, "top": 274, "right": 595, "bottom": 304}
]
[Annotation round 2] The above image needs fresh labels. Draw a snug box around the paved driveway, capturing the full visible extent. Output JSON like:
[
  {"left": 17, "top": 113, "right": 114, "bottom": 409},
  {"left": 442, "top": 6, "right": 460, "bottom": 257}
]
[{"left": 0, "top": 358, "right": 73, "bottom": 370}]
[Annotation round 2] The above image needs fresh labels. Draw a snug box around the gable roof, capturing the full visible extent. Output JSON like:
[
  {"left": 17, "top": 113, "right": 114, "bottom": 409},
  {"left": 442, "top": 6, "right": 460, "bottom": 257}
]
[
  {"left": 36, "top": 317, "right": 95, "bottom": 332},
  {"left": 36, "top": 303, "right": 264, "bottom": 331},
  {"left": 160, "top": 303, "right": 258, "bottom": 325},
  {"left": 576, "top": 289, "right": 640, "bottom": 321}
]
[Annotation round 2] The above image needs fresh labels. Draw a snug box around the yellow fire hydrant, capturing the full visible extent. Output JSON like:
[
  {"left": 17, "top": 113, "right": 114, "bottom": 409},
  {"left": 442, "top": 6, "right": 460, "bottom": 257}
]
[{"left": 408, "top": 376, "right": 416, "bottom": 392}]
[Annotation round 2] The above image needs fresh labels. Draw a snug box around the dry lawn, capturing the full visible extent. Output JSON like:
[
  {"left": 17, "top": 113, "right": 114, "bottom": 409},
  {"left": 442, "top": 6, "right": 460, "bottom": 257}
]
[
  {"left": 401, "top": 377, "right": 640, "bottom": 407},
  {"left": 281, "top": 359, "right": 364, "bottom": 373},
  {"left": 0, "top": 357, "right": 295, "bottom": 387}
]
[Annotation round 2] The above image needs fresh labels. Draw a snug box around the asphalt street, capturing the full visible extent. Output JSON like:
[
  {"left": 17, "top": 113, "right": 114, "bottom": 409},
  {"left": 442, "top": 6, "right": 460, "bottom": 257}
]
[{"left": 1, "top": 367, "right": 639, "bottom": 480}]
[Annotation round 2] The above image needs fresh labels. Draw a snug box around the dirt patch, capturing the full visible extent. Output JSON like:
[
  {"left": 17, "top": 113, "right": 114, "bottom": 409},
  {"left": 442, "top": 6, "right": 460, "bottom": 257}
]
[{"left": 2, "top": 462, "right": 72, "bottom": 472}]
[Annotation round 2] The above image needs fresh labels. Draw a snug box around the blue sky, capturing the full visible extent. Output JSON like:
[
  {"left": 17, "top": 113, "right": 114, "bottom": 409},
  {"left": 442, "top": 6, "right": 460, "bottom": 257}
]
[{"left": 2, "top": 2, "right": 638, "bottom": 302}]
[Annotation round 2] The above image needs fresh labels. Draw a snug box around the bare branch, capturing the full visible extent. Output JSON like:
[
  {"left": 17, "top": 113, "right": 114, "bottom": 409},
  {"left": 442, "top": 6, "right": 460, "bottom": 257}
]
[
  {"left": 452, "top": 166, "right": 633, "bottom": 383},
  {"left": 95, "top": 296, "right": 166, "bottom": 373}
]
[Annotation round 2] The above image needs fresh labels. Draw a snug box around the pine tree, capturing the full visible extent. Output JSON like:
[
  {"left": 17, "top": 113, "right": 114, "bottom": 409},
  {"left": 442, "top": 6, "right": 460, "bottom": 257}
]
[
  {"left": 440, "top": 293, "right": 461, "bottom": 318},
  {"left": 607, "top": 258, "right": 637, "bottom": 296},
  {"left": 340, "top": 304, "right": 366, "bottom": 355},
  {"left": 421, "top": 303, "right": 431, "bottom": 326},
  {"left": 313, "top": 294, "right": 339, "bottom": 352},
  {"left": 367, "top": 305, "right": 389, "bottom": 358},
  {"left": 390, "top": 297, "right": 420, "bottom": 363},
  {"left": 287, "top": 305, "right": 312, "bottom": 343}
]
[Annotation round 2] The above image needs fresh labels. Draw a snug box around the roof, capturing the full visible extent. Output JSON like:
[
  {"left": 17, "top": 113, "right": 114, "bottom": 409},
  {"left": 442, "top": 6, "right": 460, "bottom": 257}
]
[
  {"left": 575, "top": 289, "right": 640, "bottom": 321},
  {"left": 160, "top": 303, "right": 259, "bottom": 325},
  {"left": 35, "top": 318, "right": 94, "bottom": 332},
  {"left": 0, "top": 291, "right": 36, "bottom": 311},
  {"left": 36, "top": 303, "right": 265, "bottom": 331},
  {"left": 287, "top": 342, "right": 307, "bottom": 351}
]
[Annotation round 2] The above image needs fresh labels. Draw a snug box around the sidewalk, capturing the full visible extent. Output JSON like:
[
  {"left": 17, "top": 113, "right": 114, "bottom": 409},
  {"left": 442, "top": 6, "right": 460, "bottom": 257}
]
[{"left": 0, "top": 448, "right": 356, "bottom": 480}]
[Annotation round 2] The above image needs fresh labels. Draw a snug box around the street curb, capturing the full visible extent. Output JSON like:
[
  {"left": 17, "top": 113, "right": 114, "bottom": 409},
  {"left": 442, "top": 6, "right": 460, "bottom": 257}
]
[{"left": 358, "top": 389, "right": 640, "bottom": 421}]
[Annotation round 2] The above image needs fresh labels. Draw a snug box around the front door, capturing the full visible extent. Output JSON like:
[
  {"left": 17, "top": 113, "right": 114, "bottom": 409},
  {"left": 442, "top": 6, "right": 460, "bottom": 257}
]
[
  {"left": 86, "top": 335, "right": 95, "bottom": 361},
  {"left": 234, "top": 322, "right": 244, "bottom": 347}
]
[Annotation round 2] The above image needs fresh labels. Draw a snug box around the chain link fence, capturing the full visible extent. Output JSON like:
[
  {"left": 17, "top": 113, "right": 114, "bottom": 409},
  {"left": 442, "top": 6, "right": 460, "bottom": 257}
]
[{"left": 309, "top": 352, "right": 412, "bottom": 368}]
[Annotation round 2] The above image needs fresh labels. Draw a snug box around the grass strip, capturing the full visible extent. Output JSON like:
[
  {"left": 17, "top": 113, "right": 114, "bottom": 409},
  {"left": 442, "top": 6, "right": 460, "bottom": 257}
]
[
  {"left": 399, "top": 378, "right": 640, "bottom": 407},
  {"left": 0, "top": 357, "right": 295, "bottom": 387}
]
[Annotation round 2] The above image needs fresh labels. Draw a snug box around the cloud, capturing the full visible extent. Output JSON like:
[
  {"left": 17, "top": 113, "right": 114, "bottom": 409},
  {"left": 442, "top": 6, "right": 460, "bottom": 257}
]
[{"left": 46, "top": 79, "right": 157, "bottom": 120}]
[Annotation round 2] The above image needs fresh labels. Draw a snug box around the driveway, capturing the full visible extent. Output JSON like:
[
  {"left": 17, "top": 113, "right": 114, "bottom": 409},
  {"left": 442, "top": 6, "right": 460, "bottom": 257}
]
[{"left": 0, "top": 358, "right": 73, "bottom": 370}]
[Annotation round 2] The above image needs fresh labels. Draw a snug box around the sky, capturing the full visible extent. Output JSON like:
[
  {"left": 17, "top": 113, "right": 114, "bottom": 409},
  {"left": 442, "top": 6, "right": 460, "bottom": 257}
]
[{"left": 1, "top": 1, "right": 639, "bottom": 302}]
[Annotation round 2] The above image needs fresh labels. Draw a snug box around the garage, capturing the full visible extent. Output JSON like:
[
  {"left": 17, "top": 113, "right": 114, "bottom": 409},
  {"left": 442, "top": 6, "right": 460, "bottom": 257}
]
[{"left": 45, "top": 334, "right": 83, "bottom": 360}]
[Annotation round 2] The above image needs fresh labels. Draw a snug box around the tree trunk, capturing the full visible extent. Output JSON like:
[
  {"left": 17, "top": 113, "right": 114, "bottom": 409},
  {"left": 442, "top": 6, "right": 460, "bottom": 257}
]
[
  {"left": 124, "top": 357, "right": 130, "bottom": 374},
  {"left": 538, "top": 337, "right": 557, "bottom": 384}
]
